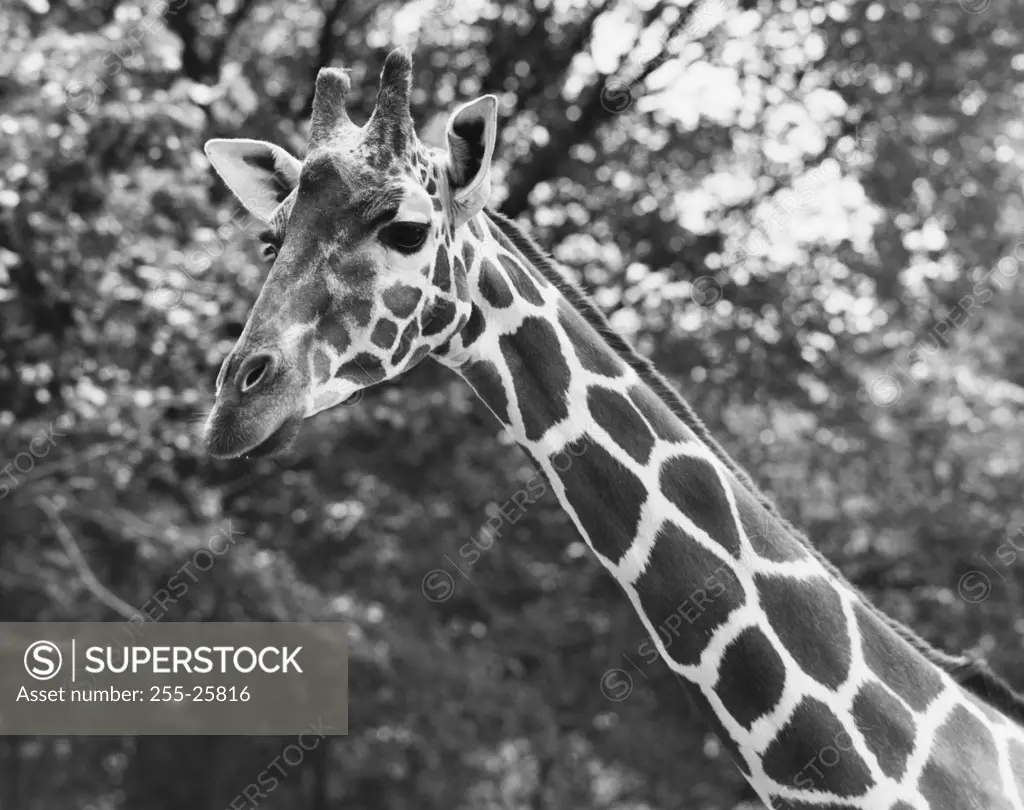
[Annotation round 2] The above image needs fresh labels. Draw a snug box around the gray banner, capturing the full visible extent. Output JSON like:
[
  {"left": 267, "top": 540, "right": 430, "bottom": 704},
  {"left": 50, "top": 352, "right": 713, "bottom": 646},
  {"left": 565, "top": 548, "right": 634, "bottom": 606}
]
[{"left": 0, "top": 622, "right": 348, "bottom": 735}]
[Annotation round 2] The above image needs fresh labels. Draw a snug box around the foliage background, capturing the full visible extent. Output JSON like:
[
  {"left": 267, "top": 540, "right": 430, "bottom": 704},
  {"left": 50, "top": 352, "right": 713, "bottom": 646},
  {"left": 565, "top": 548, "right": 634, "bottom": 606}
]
[{"left": 2, "top": 0, "right": 1024, "bottom": 807}]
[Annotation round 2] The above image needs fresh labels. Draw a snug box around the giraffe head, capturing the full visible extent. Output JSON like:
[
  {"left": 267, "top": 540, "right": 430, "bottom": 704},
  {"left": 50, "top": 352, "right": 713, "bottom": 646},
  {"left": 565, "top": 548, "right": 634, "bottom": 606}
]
[{"left": 202, "top": 48, "right": 498, "bottom": 458}]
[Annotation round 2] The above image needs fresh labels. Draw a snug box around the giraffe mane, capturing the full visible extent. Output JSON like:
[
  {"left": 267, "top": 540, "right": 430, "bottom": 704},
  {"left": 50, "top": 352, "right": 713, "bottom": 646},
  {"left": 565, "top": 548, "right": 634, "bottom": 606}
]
[{"left": 482, "top": 208, "right": 1024, "bottom": 726}]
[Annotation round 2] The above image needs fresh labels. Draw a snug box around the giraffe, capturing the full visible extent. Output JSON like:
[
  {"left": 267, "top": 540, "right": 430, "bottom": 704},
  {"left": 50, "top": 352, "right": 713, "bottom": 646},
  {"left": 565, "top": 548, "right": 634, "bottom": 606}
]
[{"left": 200, "top": 48, "right": 1024, "bottom": 808}]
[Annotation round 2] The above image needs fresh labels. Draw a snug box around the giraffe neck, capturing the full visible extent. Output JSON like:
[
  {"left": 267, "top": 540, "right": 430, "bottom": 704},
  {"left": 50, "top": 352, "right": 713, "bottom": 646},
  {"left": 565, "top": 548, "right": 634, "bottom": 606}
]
[{"left": 432, "top": 210, "right": 1024, "bottom": 808}]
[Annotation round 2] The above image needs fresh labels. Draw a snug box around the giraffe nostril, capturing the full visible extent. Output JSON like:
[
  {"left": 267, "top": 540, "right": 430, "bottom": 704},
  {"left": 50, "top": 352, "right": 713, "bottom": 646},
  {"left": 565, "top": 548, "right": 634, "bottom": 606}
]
[
  {"left": 243, "top": 364, "right": 266, "bottom": 390},
  {"left": 235, "top": 352, "right": 278, "bottom": 396}
]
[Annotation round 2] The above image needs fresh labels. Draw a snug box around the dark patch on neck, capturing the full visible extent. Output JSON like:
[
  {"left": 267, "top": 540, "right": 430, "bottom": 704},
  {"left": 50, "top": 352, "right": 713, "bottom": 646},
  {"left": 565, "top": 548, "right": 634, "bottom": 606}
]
[
  {"left": 479, "top": 258, "right": 514, "bottom": 308},
  {"left": 634, "top": 520, "right": 746, "bottom": 666},
  {"left": 714, "top": 626, "right": 786, "bottom": 729},
  {"left": 498, "top": 255, "right": 544, "bottom": 306},
  {"left": 499, "top": 316, "right": 571, "bottom": 442},
  {"left": 756, "top": 574, "right": 851, "bottom": 690},
  {"left": 551, "top": 435, "right": 645, "bottom": 565},
  {"left": 461, "top": 240, "right": 476, "bottom": 271},
  {"left": 919, "top": 704, "right": 1013, "bottom": 810},
  {"left": 731, "top": 482, "right": 808, "bottom": 562},
  {"left": 762, "top": 697, "right": 874, "bottom": 797},
  {"left": 557, "top": 300, "right": 626, "bottom": 377},
  {"left": 627, "top": 384, "right": 692, "bottom": 442},
  {"left": 586, "top": 386, "right": 655, "bottom": 464},
  {"left": 659, "top": 455, "right": 743, "bottom": 559},
  {"left": 853, "top": 602, "right": 944, "bottom": 712},
  {"left": 461, "top": 359, "right": 510, "bottom": 424},
  {"left": 479, "top": 209, "right": 1024, "bottom": 719},
  {"left": 850, "top": 681, "right": 913, "bottom": 780}
]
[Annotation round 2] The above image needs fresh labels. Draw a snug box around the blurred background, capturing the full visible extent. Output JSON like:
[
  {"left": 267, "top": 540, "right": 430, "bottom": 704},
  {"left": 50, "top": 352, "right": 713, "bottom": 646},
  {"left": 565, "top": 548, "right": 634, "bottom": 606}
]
[{"left": 2, "top": 0, "right": 1024, "bottom": 807}]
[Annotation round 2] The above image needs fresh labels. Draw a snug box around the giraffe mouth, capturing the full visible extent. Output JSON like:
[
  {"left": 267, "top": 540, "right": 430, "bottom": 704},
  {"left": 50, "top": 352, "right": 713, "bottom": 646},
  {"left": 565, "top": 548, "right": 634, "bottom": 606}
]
[
  {"left": 240, "top": 415, "right": 303, "bottom": 459},
  {"left": 205, "top": 413, "right": 304, "bottom": 460}
]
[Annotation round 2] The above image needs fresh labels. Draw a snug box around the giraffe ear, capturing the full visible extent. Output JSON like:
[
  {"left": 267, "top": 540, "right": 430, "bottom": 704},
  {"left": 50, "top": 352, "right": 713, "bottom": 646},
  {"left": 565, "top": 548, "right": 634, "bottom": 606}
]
[
  {"left": 204, "top": 138, "right": 302, "bottom": 222},
  {"left": 445, "top": 95, "right": 498, "bottom": 224}
]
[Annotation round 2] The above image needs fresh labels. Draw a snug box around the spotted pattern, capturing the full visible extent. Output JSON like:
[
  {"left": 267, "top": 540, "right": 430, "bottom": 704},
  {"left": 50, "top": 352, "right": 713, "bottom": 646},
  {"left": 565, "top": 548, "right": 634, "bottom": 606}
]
[
  {"left": 757, "top": 574, "right": 851, "bottom": 690},
  {"left": 500, "top": 317, "right": 571, "bottom": 442},
  {"left": 461, "top": 360, "right": 509, "bottom": 424},
  {"left": 498, "top": 255, "right": 544, "bottom": 306},
  {"left": 370, "top": 318, "right": 399, "bottom": 350},
  {"left": 733, "top": 482, "right": 808, "bottom": 562},
  {"left": 919, "top": 705, "right": 1014, "bottom": 810},
  {"left": 391, "top": 320, "right": 419, "bottom": 366},
  {"left": 321, "top": 319, "right": 351, "bottom": 354},
  {"left": 854, "top": 603, "right": 943, "bottom": 712},
  {"left": 313, "top": 348, "right": 331, "bottom": 381},
  {"left": 336, "top": 352, "right": 386, "bottom": 385},
  {"left": 406, "top": 343, "right": 431, "bottom": 367},
  {"left": 480, "top": 259, "right": 514, "bottom": 308},
  {"left": 851, "top": 681, "right": 913, "bottom": 780},
  {"left": 553, "top": 437, "right": 646, "bottom": 565},
  {"left": 382, "top": 283, "right": 422, "bottom": 318},
  {"left": 686, "top": 685, "right": 750, "bottom": 777},
  {"left": 422, "top": 298, "right": 456, "bottom": 336},
  {"left": 762, "top": 697, "right": 874, "bottom": 797},
  {"left": 462, "top": 305, "right": 486, "bottom": 349},
  {"left": 586, "top": 386, "right": 654, "bottom": 464},
  {"left": 434, "top": 245, "right": 451, "bottom": 292},
  {"left": 660, "top": 455, "right": 743, "bottom": 558},
  {"left": 453, "top": 255, "right": 469, "bottom": 301},
  {"left": 557, "top": 300, "right": 624, "bottom": 377},
  {"left": 635, "top": 520, "right": 746, "bottom": 666},
  {"left": 627, "top": 383, "right": 692, "bottom": 442},
  {"left": 715, "top": 627, "right": 786, "bottom": 729}
]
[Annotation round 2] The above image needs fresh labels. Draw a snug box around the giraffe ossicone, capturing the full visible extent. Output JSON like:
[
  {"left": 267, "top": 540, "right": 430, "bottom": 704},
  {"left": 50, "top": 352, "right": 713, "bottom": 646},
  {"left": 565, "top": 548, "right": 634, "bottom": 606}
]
[{"left": 202, "top": 47, "right": 1024, "bottom": 808}]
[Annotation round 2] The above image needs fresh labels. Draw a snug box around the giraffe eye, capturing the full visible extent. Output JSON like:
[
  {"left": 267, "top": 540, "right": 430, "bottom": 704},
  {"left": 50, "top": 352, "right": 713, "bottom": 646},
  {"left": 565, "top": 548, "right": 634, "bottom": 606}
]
[
  {"left": 260, "top": 243, "right": 279, "bottom": 262},
  {"left": 380, "top": 222, "right": 429, "bottom": 254}
]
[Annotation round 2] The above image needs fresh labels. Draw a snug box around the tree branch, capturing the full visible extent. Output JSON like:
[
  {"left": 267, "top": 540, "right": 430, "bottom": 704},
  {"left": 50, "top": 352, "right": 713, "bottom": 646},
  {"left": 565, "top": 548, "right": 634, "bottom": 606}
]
[{"left": 37, "top": 497, "right": 139, "bottom": 620}]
